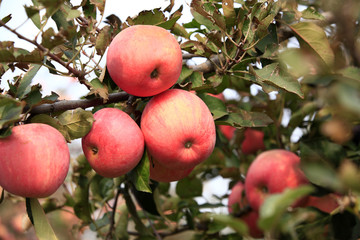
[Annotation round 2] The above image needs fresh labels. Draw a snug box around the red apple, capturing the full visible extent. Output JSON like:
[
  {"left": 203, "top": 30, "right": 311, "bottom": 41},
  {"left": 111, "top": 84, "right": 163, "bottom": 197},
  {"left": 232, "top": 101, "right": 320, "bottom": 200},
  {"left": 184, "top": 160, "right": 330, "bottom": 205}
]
[
  {"left": 245, "top": 149, "right": 309, "bottom": 211},
  {"left": 150, "top": 157, "right": 194, "bottom": 182},
  {"left": 106, "top": 25, "right": 183, "bottom": 97},
  {"left": 82, "top": 108, "right": 144, "bottom": 178},
  {"left": 241, "top": 128, "right": 265, "bottom": 155},
  {"left": 219, "top": 125, "right": 236, "bottom": 141},
  {"left": 228, "top": 182, "right": 263, "bottom": 238},
  {"left": 305, "top": 194, "right": 339, "bottom": 213},
  {"left": 141, "top": 89, "right": 216, "bottom": 170},
  {"left": 0, "top": 123, "right": 70, "bottom": 198}
]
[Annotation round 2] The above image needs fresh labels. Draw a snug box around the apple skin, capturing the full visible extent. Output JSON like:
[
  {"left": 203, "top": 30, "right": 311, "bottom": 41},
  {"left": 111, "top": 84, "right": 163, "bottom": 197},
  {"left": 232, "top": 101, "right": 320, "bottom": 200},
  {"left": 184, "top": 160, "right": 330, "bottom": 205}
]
[
  {"left": 82, "top": 108, "right": 144, "bottom": 178},
  {"left": 141, "top": 89, "right": 216, "bottom": 170},
  {"left": 228, "top": 182, "right": 263, "bottom": 238},
  {"left": 219, "top": 125, "right": 236, "bottom": 141},
  {"left": 0, "top": 123, "right": 70, "bottom": 198},
  {"left": 245, "top": 149, "right": 309, "bottom": 211},
  {"left": 106, "top": 25, "right": 183, "bottom": 97},
  {"left": 241, "top": 128, "right": 265, "bottom": 155},
  {"left": 150, "top": 157, "right": 194, "bottom": 182},
  {"left": 305, "top": 194, "right": 339, "bottom": 213}
]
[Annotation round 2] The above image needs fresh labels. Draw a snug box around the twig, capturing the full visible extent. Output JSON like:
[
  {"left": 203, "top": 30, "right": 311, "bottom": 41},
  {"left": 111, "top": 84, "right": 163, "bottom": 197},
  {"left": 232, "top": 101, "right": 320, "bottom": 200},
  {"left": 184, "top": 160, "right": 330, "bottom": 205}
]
[
  {"left": 106, "top": 187, "right": 122, "bottom": 240},
  {"left": 27, "top": 92, "right": 129, "bottom": 114}
]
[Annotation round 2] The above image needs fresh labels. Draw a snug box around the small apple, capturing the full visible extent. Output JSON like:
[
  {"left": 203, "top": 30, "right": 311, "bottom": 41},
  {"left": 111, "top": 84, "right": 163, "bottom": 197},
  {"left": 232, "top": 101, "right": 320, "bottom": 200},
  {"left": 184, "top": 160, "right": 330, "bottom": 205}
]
[
  {"left": 245, "top": 149, "right": 309, "bottom": 211},
  {"left": 219, "top": 125, "right": 236, "bottom": 141},
  {"left": 106, "top": 25, "right": 183, "bottom": 97},
  {"left": 0, "top": 123, "right": 70, "bottom": 198},
  {"left": 141, "top": 89, "right": 216, "bottom": 170},
  {"left": 241, "top": 128, "right": 265, "bottom": 155},
  {"left": 82, "top": 108, "right": 144, "bottom": 178},
  {"left": 228, "top": 182, "right": 263, "bottom": 238},
  {"left": 305, "top": 194, "right": 339, "bottom": 213},
  {"left": 150, "top": 157, "right": 194, "bottom": 182}
]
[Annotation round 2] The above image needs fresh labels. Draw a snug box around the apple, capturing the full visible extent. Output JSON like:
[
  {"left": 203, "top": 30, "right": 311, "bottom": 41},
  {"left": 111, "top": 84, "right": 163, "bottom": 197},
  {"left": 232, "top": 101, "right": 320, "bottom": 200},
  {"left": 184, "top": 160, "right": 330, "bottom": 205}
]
[
  {"left": 141, "top": 89, "right": 216, "bottom": 170},
  {"left": 106, "top": 25, "right": 183, "bottom": 97},
  {"left": 150, "top": 157, "right": 194, "bottom": 182},
  {"left": 305, "top": 193, "right": 339, "bottom": 213},
  {"left": 228, "top": 182, "right": 263, "bottom": 238},
  {"left": 219, "top": 125, "right": 236, "bottom": 141},
  {"left": 245, "top": 149, "right": 309, "bottom": 211},
  {"left": 82, "top": 108, "right": 144, "bottom": 178},
  {"left": 241, "top": 128, "right": 265, "bottom": 155},
  {"left": 0, "top": 123, "right": 70, "bottom": 198}
]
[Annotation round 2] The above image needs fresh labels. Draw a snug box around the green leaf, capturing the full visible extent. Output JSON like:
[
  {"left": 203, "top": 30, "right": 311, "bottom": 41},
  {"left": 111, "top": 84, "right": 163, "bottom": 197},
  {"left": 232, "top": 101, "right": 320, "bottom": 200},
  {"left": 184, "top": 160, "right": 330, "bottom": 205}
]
[
  {"left": 289, "top": 22, "right": 335, "bottom": 67},
  {"left": 258, "top": 185, "right": 314, "bottom": 231},
  {"left": 216, "top": 110, "right": 273, "bottom": 128},
  {"left": 95, "top": 25, "right": 111, "bottom": 55},
  {"left": 115, "top": 204, "right": 129, "bottom": 239},
  {"left": 30, "top": 114, "right": 71, "bottom": 142},
  {"left": 128, "top": 151, "right": 151, "bottom": 193},
  {"left": 73, "top": 175, "right": 92, "bottom": 223},
  {"left": 38, "top": 0, "right": 64, "bottom": 17},
  {"left": 25, "top": 6, "right": 41, "bottom": 29},
  {"left": 0, "top": 96, "right": 24, "bottom": 129},
  {"left": 197, "top": 92, "right": 228, "bottom": 120},
  {"left": 207, "top": 214, "right": 248, "bottom": 235},
  {"left": 26, "top": 198, "right": 58, "bottom": 240},
  {"left": 41, "top": 28, "right": 65, "bottom": 50},
  {"left": 222, "top": 0, "right": 236, "bottom": 28},
  {"left": 16, "top": 64, "right": 41, "bottom": 99},
  {"left": 58, "top": 108, "right": 94, "bottom": 140},
  {"left": 190, "top": 0, "right": 225, "bottom": 31},
  {"left": 1, "top": 14, "right": 12, "bottom": 24},
  {"left": 253, "top": 63, "right": 304, "bottom": 98},
  {"left": 176, "top": 177, "right": 202, "bottom": 198},
  {"left": 301, "top": 7, "right": 325, "bottom": 20},
  {"left": 89, "top": 78, "right": 109, "bottom": 101}
]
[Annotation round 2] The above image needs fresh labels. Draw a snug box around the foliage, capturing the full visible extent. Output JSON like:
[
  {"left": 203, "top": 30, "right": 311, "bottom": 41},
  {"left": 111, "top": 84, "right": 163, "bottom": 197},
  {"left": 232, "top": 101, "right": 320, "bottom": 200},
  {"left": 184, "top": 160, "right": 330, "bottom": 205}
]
[{"left": 0, "top": 0, "right": 360, "bottom": 239}]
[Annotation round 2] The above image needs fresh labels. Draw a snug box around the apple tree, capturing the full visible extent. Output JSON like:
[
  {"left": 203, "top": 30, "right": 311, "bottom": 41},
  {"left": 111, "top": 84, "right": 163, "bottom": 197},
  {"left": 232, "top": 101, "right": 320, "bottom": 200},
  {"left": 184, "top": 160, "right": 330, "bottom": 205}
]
[{"left": 0, "top": 0, "right": 360, "bottom": 239}]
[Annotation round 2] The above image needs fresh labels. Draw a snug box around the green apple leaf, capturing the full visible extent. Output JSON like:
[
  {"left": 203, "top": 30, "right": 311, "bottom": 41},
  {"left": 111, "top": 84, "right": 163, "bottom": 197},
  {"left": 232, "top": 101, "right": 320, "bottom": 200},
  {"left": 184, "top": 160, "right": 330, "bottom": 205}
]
[
  {"left": 73, "top": 176, "right": 92, "bottom": 224},
  {"left": 128, "top": 151, "right": 151, "bottom": 193},
  {"left": 197, "top": 92, "right": 228, "bottom": 120},
  {"left": 0, "top": 95, "right": 24, "bottom": 129},
  {"left": 26, "top": 198, "right": 58, "bottom": 240},
  {"left": 289, "top": 22, "right": 335, "bottom": 67},
  {"left": 16, "top": 64, "right": 41, "bottom": 99},
  {"left": 95, "top": 25, "right": 111, "bottom": 56},
  {"left": 30, "top": 114, "right": 71, "bottom": 142},
  {"left": 114, "top": 204, "right": 129, "bottom": 239},
  {"left": 58, "top": 108, "right": 94, "bottom": 140},
  {"left": 216, "top": 111, "right": 273, "bottom": 128},
  {"left": 206, "top": 214, "right": 248, "bottom": 236},
  {"left": 258, "top": 185, "right": 314, "bottom": 231},
  {"left": 90, "top": 0, "right": 105, "bottom": 15},
  {"left": 176, "top": 176, "right": 202, "bottom": 198}
]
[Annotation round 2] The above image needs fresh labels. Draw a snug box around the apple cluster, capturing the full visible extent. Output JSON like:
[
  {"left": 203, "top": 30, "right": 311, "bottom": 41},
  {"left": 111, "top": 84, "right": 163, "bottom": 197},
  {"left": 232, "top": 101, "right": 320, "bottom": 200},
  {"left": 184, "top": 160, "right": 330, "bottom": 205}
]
[
  {"left": 228, "top": 149, "right": 340, "bottom": 238},
  {"left": 83, "top": 25, "right": 216, "bottom": 182}
]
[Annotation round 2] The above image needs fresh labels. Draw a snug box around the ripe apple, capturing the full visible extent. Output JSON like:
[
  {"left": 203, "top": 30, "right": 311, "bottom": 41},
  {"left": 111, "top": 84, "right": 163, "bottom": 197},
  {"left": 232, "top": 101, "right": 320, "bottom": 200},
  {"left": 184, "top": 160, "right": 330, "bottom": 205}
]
[
  {"left": 305, "top": 193, "right": 339, "bottom": 213},
  {"left": 82, "top": 108, "right": 144, "bottom": 178},
  {"left": 241, "top": 128, "right": 265, "bottom": 155},
  {"left": 0, "top": 123, "right": 70, "bottom": 198},
  {"left": 219, "top": 125, "right": 236, "bottom": 141},
  {"left": 228, "top": 182, "right": 263, "bottom": 238},
  {"left": 141, "top": 89, "right": 216, "bottom": 170},
  {"left": 245, "top": 149, "right": 309, "bottom": 211},
  {"left": 150, "top": 157, "right": 194, "bottom": 182},
  {"left": 106, "top": 25, "right": 183, "bottom": 97}
]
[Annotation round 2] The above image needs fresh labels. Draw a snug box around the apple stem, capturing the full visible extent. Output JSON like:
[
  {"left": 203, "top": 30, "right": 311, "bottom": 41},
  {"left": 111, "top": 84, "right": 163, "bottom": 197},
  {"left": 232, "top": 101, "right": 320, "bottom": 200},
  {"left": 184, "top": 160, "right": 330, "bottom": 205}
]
[{"left": 150, "top": 68, "right": 159, "bottom": 79}]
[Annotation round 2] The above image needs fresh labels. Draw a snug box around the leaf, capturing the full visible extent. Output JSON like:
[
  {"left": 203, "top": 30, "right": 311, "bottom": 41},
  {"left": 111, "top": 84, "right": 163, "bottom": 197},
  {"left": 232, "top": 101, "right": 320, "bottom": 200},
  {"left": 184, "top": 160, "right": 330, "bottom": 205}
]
[
  {"left": 128, "top": 151, "right": 151, "bottom": 193},
  {"left": 38, "top": 0, "right": 64, "bottom": 17},
  {"left": 90, "top": 0, "right": 105, "bottom": 15},
  {"left": 115, "top": 204, "right": 129, "bottom": 240},
  {"left": 41, "top": 28, "right": 65, "bottom": 50},
  {"left": 190, "top": 0, "right": 226, "bottom": 31},
  {"left": 301, "top": 7, "right": 325, "bottom": 20},
  {"left": 127, "top": 8, "right": 165, "bottom": 26},
  {"left": 207, "top": 214, "right": 248, "bottom": 235},
  {"left": 26, "top": 198, "right": 58, "bottom": 240},
  {"left": 25, "top": 6, "right": 41, "bottom": 29},
  {"left": 0, "top": 96, "right": 24, "bottom": 129},
  {"left": 1, "top": 14, "right": 12, "bottom": 24},
  {"left": 89, "top": 78, "right": 109, "bottom": 101},
  {"left": 95, "top": 25, "right": 111, "bottom": 55},
  {"left": 197, "top": 92, "right": 228, "bottom": 120},
  {"left": 289, "top": 22, "right": 335, "bottom": 67},
  {"left": 30, "top": 114, "right": 71, "bottom": 142},
  {"left": 253, "top": 63, "right": 304, "bottom": 98},
  {"left": 176, "top": 176, "right": 202, "bottom": 198},
  {"left": 222, "top": 0, "right": 236, "bottom": 28},
  {"left": 58, "top": 108, "right": 94, "bottom": 140},
  {"left": 16, "top": 64, "right": 41, "bottom": 99},
  {"left": 216, "top": 110, "right": 273, "bottom": 128},
  {"left": 258, "top": 185, "right": 314, "bottom": 231}
]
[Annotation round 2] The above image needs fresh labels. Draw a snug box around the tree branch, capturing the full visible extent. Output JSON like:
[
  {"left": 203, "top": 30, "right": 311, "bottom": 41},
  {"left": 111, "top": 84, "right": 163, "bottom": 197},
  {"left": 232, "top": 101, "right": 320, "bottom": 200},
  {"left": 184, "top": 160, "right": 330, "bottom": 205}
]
[{"left": 27, "top": 92, "right": 129, "bottom": 115}]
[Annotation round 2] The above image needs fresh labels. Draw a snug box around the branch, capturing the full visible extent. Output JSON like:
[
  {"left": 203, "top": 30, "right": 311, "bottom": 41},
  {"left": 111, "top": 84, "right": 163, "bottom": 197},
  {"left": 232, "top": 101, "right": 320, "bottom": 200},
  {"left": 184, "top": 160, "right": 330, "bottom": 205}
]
[
  {"left": 106, "top": 187, "right": 122, "bottom": 240},
  {"left": 27, "top": 92, "right": 129, "bottom": 115},
  {"left": 0, "top": 20, "right": 88, "bottom": 86}
]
